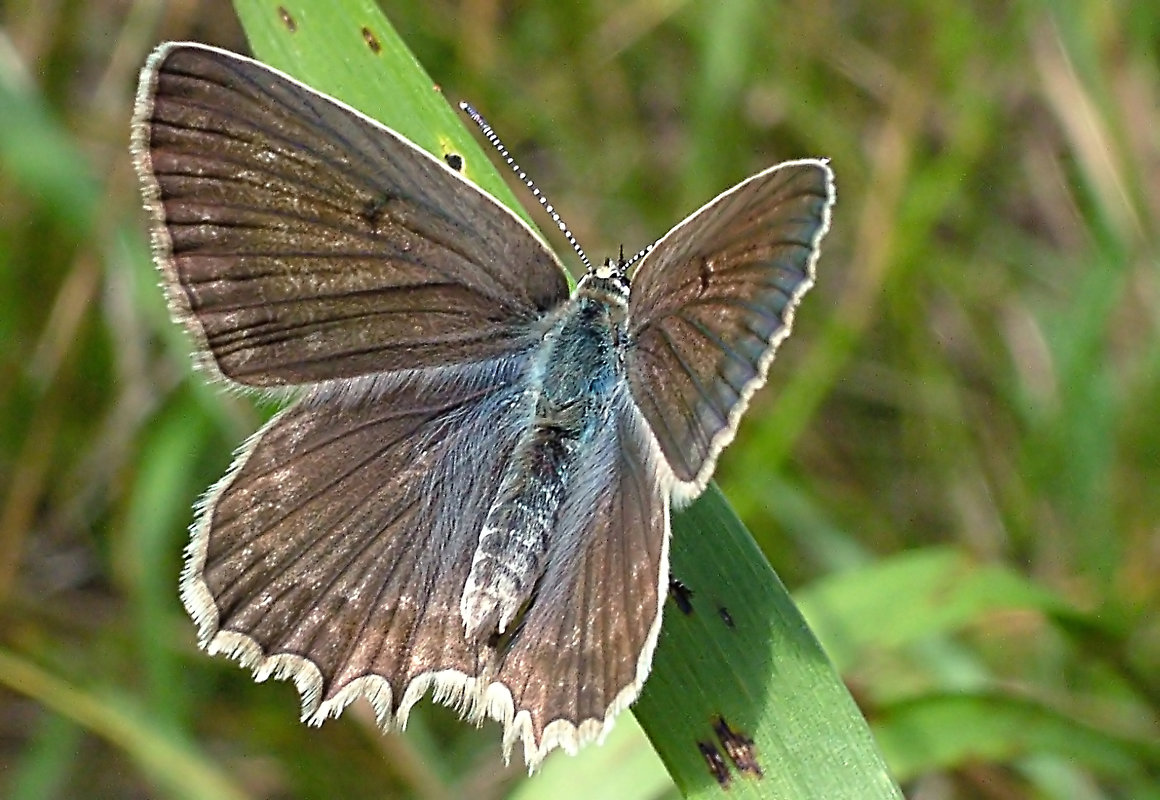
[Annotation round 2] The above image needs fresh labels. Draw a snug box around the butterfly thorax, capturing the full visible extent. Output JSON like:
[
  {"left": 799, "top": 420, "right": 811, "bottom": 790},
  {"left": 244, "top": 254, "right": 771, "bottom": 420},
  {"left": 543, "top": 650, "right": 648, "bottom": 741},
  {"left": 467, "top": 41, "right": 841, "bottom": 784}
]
[{"left": 459, "top": 269, "right": 629, "bottom": 643}]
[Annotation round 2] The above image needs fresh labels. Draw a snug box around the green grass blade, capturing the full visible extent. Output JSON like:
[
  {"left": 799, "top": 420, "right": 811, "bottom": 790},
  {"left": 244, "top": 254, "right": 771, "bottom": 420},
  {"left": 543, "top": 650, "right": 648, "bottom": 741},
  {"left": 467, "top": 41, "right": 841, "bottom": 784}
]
[
  {"left": 0, "top": 647, "right": 251, "bottom": 800},
  {"left": 118, "top": 393, "right": 219, "bottom": 733},
  {"left": 228, "top": 2, "right": 899, "bottom": 795},
  {"left": 638, "top": 486, "right": 899, "bottom": 798},
  {"left": 5, "top": 713, "right": 82, "bottom": 800}
]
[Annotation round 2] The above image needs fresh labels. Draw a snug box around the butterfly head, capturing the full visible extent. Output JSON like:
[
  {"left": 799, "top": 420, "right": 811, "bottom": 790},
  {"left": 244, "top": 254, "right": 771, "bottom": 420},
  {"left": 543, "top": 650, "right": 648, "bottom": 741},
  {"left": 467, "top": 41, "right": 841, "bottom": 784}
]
[{"left": 577, "top": 253, "right": 630, "bottom": 305}]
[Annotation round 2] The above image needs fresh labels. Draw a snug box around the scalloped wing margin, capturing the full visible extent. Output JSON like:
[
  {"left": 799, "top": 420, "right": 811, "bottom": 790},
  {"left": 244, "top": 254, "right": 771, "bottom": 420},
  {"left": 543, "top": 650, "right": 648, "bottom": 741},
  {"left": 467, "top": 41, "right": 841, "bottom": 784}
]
[{"left": 181, "top": 362, "right": 671, "bottom": 769}]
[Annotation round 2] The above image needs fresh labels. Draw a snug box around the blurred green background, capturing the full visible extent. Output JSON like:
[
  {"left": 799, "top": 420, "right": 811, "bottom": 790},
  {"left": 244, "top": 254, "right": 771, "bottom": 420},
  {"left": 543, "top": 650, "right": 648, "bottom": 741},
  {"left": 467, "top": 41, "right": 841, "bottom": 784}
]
[{"left": 1, "top": 0, "right": 1157, "bottom": 798}]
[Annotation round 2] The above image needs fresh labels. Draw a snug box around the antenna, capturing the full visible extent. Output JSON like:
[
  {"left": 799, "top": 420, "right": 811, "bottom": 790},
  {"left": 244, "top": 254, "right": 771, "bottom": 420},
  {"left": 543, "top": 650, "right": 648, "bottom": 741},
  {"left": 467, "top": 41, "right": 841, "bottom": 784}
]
[
  {"left": 624, "top": 242, "right": 654, "bottom": 269},
  {"left": 459, "top": 101, "right": 591, "bottom": 270}
]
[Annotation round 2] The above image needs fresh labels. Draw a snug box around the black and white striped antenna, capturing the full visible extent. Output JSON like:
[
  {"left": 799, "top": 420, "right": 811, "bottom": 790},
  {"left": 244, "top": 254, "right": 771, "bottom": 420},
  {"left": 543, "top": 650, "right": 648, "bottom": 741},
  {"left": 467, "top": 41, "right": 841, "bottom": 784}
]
[
  {"left": 459, "top": 101, "right": 592, "bottom": 270},
  {"left": 624, "top": 242, "right": 654, "bottom": 269}
]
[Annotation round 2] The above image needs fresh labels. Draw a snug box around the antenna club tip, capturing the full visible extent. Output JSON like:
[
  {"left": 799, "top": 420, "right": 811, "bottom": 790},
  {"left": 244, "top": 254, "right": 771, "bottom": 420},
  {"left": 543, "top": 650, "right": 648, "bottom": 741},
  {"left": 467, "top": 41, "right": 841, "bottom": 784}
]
[{"left": 459, "top": 101, "right": 485, "bottom": 123}]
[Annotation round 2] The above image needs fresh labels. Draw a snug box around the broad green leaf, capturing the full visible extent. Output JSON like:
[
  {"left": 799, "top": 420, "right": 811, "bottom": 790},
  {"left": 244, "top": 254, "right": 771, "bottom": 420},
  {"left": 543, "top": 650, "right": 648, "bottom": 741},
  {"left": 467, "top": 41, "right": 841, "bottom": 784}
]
[
  {"left": 875, "top": 691, "right": 1160, "bottom": 787},
  {"left": 795, "top": 547, "right": 1077, "bottom": 673},
  {"left": 638, "top": 487, "right": 901, "bottom": 798}
]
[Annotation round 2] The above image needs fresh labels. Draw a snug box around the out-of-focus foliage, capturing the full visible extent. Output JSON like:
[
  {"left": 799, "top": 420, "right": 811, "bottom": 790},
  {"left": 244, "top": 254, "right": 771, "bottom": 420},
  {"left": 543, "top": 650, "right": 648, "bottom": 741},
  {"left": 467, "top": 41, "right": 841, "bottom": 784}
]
[{"left": 0, "top": 0, "right": 1156, "bottom": 798}]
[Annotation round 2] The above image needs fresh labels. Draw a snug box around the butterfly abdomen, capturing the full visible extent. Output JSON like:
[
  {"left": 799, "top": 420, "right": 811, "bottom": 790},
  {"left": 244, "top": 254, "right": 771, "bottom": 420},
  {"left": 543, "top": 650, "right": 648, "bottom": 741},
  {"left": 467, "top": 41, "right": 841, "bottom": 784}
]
[
  {"left": 459, "top": 293, "right": 627, "bottom": 642},
  {"left": 459, "top": 423, "right": 574, "bottom": 641}
]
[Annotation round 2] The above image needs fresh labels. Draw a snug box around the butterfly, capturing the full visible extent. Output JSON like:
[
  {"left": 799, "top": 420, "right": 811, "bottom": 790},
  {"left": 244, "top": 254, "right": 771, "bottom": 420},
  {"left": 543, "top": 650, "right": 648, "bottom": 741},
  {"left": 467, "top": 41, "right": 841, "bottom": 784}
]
[{"left": 130, "top": 41, "right": 834, "bottom": 769}]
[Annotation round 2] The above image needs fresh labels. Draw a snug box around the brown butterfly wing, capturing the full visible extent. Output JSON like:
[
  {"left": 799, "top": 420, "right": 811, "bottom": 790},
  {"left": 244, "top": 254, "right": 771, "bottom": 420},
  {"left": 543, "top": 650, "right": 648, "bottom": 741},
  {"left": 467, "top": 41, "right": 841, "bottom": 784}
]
[
  {"left": 186, "top": 361, "right": 524, "bottom": 731},
  {"left": 625, "top": 160, "right": 835, "bottom": 498},
  {"left": 490, "top": 397, "right": 670, "bottom": 763},
  {"left": 132, "top": 43, "right": 569, "bottom": 387}
]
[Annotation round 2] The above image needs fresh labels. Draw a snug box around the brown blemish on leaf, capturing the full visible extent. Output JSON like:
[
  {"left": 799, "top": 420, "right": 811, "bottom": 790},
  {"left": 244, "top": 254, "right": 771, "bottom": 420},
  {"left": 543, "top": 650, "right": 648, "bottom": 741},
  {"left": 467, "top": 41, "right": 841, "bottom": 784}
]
[
  {"left": 714, "top": 715, "right": 764, "bottom": 778},
  {"left": 669, "top": 577, "right": 695, "bottom": 614},
  {"left": 362, "top": 27, "right": 382, "bottom": 53},
  {"left": 698, "top": 740, "right": 731, "bottom": 788},
  {"left": 278, "top": 6, "right": 297, "bottom": 32}
]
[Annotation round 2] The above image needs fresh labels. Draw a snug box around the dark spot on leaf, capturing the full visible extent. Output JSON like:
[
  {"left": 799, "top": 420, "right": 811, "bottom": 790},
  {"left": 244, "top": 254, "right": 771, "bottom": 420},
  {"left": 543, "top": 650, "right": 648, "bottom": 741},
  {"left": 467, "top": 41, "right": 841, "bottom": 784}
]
[
  {"left": 362, "top": 27, "right": 382, "bottom": 53},
  {"left": 698, "top": 740, "right": 731, "bottom": 788},
  {"left": 278, "top": 6, "right": 297, "bottom": 31},
  {"left": 718, "top": 606, "right": 735, "bottom": 628},
  {"left": 714, "top": 716, "right": 764, "bottom": 779},
  {"left": 668, "top": 578, "right": 695, "bottom": 614},
  {"left": 445, "top": 153, "right": 464, "bottom": 171}
]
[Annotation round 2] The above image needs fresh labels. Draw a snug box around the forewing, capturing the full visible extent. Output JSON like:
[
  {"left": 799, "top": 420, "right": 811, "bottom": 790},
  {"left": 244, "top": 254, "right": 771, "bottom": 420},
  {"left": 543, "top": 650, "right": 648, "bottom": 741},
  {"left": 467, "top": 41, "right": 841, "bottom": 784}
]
[
  {"left": 183, "top": 358, "right": 530, "bottom": 730},
  {"left": 626, "top": 160, "right": 835, "bottom": 497},
  {"left": 131, "top": 43, "right": 569, "bottom": 387},
  {"left": 491, "top": 397, "right": 671, "bottom": 766}
]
